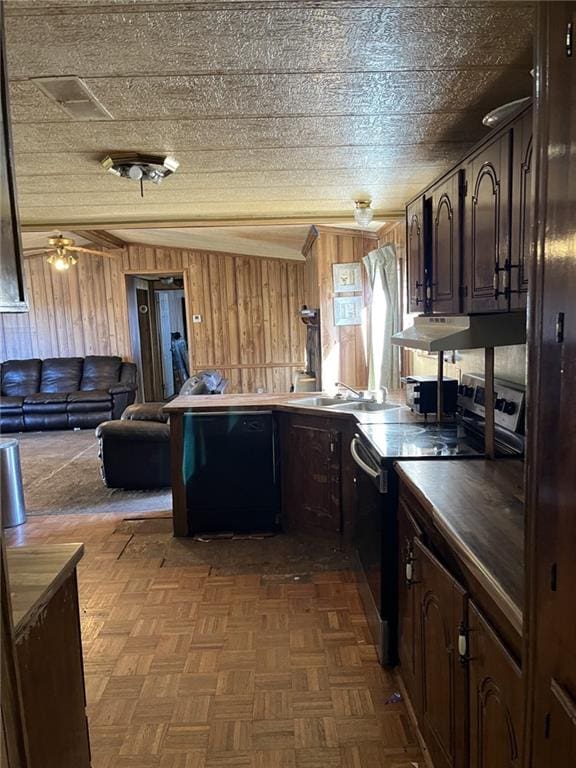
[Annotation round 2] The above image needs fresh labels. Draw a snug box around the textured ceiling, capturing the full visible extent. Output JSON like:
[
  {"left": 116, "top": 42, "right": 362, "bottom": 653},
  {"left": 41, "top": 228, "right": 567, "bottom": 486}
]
[{"left": 5, "top": 0, "right": 534, "bottom": 228}]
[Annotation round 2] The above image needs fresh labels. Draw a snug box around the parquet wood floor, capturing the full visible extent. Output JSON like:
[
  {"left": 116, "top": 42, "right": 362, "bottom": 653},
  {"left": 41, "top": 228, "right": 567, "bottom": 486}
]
[{"left": 6, "top": 512, "right": 424, "bottom": 767}]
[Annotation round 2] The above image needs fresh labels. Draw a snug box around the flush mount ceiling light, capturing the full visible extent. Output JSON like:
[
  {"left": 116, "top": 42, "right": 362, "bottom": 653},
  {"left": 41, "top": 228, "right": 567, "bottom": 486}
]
[
  {"left": 100, "top": 152, "right": 180, "bottom": 197},
  {"left": 353, "top": 199, "right": 374, "bottom": 227}
]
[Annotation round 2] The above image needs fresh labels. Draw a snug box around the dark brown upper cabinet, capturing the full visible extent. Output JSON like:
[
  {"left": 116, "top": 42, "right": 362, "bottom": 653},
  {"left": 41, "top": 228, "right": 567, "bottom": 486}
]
[
  {"left": 406, "top": 196, "right": 429, "bottom": 314},
  {"left": 427, "top": 170, "right": 463, "bottom": 314},
  {"left": 464, "top": 130, "right": 512, "bottom": 313},
  {"left": 405, "top": 105, "right": 532, "bottom": 316},
  {"left": 510, "top": 109, "right": 533, "bottom": 310}
]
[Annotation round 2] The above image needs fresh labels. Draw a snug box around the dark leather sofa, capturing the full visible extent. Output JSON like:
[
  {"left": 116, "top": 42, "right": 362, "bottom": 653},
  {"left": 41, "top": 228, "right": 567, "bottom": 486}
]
[{"left": 0, "top": 356, "right": 137, "bottom": 433}]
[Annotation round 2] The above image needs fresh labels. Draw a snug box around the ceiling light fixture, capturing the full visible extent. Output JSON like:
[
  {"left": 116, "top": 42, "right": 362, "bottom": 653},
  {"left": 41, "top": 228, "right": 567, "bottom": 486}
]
[
  {"left": 353, "top": 199, "right": 374, "bottom": 227},
  {"left": 100, "top": 152, "right": 180, "bottom": 198},
  {"left": 482, "top": 96, "right": 531, "bottom": 128}
]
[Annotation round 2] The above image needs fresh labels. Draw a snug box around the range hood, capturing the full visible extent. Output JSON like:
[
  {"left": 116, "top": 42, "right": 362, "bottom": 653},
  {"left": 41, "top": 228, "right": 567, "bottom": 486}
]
[{"left": 392, "top": 312, "right": 526, "bottom": 351}]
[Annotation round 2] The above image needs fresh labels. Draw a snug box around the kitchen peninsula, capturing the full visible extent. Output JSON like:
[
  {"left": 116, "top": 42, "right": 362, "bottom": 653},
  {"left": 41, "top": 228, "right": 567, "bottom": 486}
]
[{"left": 163, "top": 390, "right": 419, "bottom": 538}]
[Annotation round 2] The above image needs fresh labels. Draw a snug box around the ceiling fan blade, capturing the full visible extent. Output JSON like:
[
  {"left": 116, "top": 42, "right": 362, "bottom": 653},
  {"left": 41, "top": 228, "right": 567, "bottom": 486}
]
[
  {"left": 66, "top": 245, "right": 118, "bottom": 257},
  {"left": 23, "top": 248, "right": 54, "bottom": 258}
]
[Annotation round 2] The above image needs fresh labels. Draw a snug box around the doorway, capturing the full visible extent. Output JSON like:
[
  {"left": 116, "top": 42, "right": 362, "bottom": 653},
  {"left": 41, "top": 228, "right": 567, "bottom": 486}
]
[{"left": 126, "top": 273, "right": 190, "bottom": 402}]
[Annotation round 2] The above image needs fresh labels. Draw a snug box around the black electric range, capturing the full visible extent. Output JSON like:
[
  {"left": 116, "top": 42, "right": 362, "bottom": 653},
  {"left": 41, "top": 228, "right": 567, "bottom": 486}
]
[
  {"left": 350, "top": 421, "right": 490, "bottom": 667},
  {"left": 357, "top": 422, "right": 482, "bottom": 464}
]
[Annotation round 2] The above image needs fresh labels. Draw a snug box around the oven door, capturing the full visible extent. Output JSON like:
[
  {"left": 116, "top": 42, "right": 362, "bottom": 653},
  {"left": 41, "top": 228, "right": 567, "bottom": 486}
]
[{"left": 350, "top": 435, "right": 396, "bottom": 665}]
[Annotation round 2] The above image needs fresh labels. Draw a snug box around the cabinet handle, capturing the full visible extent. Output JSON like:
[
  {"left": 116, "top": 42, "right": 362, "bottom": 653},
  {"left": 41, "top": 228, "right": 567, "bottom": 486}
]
[
  {"left": 458, "top": 622, "right": 468, "bottom": 665},
  {"left": 405, "top": 560, "right": 413, "bottom": 585}
]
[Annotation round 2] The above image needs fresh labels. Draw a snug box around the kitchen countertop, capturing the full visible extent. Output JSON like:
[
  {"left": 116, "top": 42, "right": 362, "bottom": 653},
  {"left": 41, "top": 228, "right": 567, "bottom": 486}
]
[
  {"left": 394, "top": 459, "right": 525, "bottom": 633},
  {"left": 6, "top": 543, "right": 84, "bottom": 637},
  {"left": 163, "top": 390, "right": 427, "bottom": 424}
]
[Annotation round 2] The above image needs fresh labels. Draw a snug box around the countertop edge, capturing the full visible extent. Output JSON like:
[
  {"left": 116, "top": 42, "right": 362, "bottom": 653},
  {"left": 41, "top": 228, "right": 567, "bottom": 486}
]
[
  {"left": 8, "top": 543, "right": 85, "bottom": 638},
  {"left": 394, "top": 462, "right": 523, "bottom": 635}
]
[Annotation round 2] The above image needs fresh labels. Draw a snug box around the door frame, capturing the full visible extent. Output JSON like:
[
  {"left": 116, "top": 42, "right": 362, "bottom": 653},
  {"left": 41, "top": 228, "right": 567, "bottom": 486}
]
[{"left": 124, "top": 269, "right": 193, "bottom": 401}]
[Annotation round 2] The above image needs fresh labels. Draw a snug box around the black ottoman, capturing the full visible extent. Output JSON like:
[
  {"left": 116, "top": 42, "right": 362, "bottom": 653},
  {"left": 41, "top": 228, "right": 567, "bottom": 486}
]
[{"left": 95, "top": 419, "right": 171, "bottom": 490}]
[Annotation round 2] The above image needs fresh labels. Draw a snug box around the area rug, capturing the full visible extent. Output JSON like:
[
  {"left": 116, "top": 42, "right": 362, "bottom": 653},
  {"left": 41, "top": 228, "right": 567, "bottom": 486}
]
[{"left": 16, "top": 430, "right": 171, "bottom": 516}]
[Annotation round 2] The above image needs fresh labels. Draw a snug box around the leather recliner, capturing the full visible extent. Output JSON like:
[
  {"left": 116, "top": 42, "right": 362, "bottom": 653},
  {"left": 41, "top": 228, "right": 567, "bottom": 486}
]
[
  {"left": 95, "top": 370, "right": 227, "bottom": 489},
  {"left": 0, "top": 356, "right": 137, "bottom": 433}
]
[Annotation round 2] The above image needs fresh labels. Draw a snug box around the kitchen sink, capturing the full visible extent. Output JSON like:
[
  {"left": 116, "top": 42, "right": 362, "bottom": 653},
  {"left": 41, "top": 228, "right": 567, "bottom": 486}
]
[
  {"left": 290, "top": 396, "right": 347, "bottom": 407},
  {"left": 291, "top": 396, "right": 400, "bottom": 412},
  {"left": 328, "top": 401, "right": 401, "bottom": 412}
]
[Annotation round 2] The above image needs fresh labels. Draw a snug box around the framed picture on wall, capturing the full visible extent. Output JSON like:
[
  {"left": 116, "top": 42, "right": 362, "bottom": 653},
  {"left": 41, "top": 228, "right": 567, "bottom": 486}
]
[
  {"left": 333, "top": 295, "right": 363, "bottom": 326},
  {"left": 0, "top": 3, "right": 27, "bottom": 313},
  {"left": 332, "top": 262, "right": 362, "bottom": 293}
]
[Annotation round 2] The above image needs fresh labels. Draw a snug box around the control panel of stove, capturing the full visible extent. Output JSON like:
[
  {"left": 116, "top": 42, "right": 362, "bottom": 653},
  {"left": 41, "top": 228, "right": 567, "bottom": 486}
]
[{"left": 457, "top": 373, "right": 525, "bottom": 433}]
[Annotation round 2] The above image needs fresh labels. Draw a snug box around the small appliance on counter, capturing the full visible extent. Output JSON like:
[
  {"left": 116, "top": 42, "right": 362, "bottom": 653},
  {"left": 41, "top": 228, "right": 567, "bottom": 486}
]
[{"left": 403, "top": 374, "right": 458, "bottom": 415}]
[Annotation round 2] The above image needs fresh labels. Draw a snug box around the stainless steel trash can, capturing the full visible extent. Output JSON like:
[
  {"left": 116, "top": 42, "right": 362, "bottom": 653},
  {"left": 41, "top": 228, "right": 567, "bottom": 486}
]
[{"left": 0, "top": 438, "right": 27, "bottom": 528}]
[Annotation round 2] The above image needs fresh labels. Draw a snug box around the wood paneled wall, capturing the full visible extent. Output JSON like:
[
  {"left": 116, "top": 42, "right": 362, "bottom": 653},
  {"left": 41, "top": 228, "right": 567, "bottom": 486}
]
[
  {"left": 305, "top": 226, "right": 382, "bottom": 390},
  {"left": 0, "top": 244, "right": 307, "bottom": 394}
]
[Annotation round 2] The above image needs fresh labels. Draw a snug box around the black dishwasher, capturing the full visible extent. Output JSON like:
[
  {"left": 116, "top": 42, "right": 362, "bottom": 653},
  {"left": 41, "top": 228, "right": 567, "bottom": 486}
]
[{"left": 183, "top": 410, "right": 279, "bottom": 534}]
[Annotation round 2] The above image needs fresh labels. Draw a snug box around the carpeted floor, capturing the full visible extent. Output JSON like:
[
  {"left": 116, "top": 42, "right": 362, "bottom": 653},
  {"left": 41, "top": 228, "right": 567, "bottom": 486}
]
[{"left": 16, "top": 429, "right": 172, "bottom": 516}]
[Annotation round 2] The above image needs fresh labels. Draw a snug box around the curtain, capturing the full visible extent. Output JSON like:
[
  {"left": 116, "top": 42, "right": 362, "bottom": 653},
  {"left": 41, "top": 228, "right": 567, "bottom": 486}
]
[{"left": 363, "top": 244, "right": 401, "bottom": 391}]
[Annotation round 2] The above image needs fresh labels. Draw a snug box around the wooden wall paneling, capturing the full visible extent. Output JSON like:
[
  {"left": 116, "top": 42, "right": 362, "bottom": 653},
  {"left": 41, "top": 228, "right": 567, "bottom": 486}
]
[
  {"left": 201, "top": 250, "right": 216, "bottom": 366},
  {"left": 224, "top": 256, "right": 240, "bottom": 367},
  {"left": 1, "top": 243, "right": 306, "bottom": 393}
]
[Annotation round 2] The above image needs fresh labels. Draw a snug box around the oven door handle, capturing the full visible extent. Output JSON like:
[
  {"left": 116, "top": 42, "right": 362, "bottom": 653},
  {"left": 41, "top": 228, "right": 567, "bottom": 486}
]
[{"left": 350, "top": 436, "right": 380, "bottom": 480}]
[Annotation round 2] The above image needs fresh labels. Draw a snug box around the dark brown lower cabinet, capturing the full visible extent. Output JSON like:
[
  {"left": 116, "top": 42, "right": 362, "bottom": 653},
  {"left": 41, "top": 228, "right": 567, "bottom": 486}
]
[
  {"left": 468, "top": 602, "right": 524, "bottom": 768},
  {"left": 397, "top": 498, "right": 423, "bottom": 715},
  {"left": 416, "top": 539, "right": 468, "bottom": 768},
  {"left": 15, "top": 573, "right": 91, "bottom": 768},
  {"left": 280, "top": 414, "right": 342, "bottom": 534},
  {"left": 397, "top": 486, "right": 524, "bottom": 768}
]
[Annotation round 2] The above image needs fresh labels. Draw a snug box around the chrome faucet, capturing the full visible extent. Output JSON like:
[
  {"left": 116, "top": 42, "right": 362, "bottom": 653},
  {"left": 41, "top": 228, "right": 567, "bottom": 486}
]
[{"left": 334, "top": 381, "right": 365, "bottom": 400}]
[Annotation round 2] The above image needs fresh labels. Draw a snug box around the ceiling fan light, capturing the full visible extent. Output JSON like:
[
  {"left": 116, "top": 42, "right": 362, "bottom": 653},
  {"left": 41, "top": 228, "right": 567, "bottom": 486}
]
[
  {"left": 53, "top": 256, "right": 71, "bottom": 271},
  {"left": 163, "top": 156, "right": 179, "bottom": 172},
  {"left": 354, "top": 199, "right": 374, "bottom": 227}
]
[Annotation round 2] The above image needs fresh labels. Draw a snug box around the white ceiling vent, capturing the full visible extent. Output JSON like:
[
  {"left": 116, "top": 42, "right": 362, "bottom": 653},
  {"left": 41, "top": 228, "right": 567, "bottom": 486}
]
[{"left": 31, "top": 76, "right": 113, "bottom": 120}]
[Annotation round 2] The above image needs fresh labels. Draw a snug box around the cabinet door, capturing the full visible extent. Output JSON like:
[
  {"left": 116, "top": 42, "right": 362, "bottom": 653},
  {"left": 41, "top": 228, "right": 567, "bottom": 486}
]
[
  {"left": 397, "top": 497, "right": 424, "bottom": 715},
  {"left": 464, "top": 132, "right": 511, "bottom": 312},
  {"left": 406, "top": 196, "right": 429, "bottom": 313},
  {"left": 284, "top": 420, "right": 342, "bottom": 533},
  {"left": 428, "top": 171, "right": 463, "bottom": 314},
  {"left": 468, "top": 601, "right": 523, "bottom": 768},
  {"left": 415, "top": 539, "right": 468, "bottom": 768},
  {"left": 510, "top": 109, "right": 532, "bottom": 310}
]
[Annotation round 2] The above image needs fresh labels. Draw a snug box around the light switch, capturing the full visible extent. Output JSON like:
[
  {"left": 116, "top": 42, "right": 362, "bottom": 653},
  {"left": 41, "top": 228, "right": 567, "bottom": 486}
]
[{"left": 192, "top": 314, "right": 202, "bottom": 323}]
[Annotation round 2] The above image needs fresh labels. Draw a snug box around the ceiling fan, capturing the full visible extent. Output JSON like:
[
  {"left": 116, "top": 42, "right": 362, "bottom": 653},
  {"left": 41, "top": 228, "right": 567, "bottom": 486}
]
[{"left": 23, "top": 234, "right": 119, "bottom": 271}]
